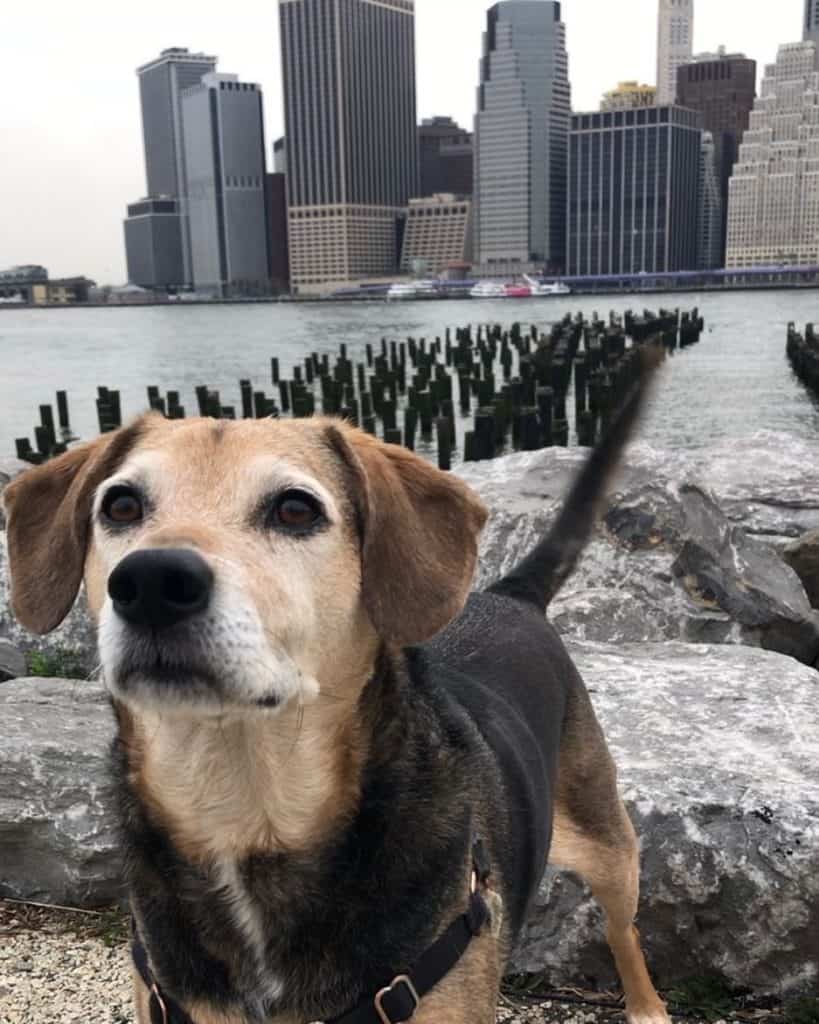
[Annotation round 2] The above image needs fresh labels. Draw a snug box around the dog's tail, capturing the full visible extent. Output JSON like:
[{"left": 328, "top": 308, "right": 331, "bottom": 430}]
[{"left": 488, "top": 344, "right": 664, "bottom": 612}]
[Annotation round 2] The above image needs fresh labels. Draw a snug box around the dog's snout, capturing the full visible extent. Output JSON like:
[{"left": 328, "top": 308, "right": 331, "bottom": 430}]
[{"left": 108, "top": 549, "right": 213, "bottom": 629}]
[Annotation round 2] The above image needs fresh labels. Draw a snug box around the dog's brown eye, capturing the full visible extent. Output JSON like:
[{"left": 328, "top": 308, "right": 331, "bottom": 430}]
[
  {"left": 272, "top": 490, "right": 323, "bottom": 533},
  {"left": 102, "top": 487, "right": 143, "bottom": 526}
]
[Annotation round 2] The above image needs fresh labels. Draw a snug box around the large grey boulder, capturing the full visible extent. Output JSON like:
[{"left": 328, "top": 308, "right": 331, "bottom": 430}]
[
  {"left": 0, "top": 456, "right": 29, "bottom": 530},
  {"left": 0, "top": 533, "right": 98, "bottom": 679},
  {"left": 0, "top": 460, "right": 98, "bottom": 679},
  {"left": 511, "top": 641, "right": 819, "bottom": 996},
  {"left": 2, "top": 644, "right": 817, "bottom": 996},
  {"left": 457, "top": 432, "right": 819, "bottom": 660},
  {"left": 0, "top": 677, "right": 122, "bottom": 905},
  {"left": 0, "top": 639, "right": 26, "bottom": 681},
  {"left": 783, "top": 528, "right": 819, "bottom": 608},
  {"left": 2, "top": 431, "right": 818, "bottom": 672}
]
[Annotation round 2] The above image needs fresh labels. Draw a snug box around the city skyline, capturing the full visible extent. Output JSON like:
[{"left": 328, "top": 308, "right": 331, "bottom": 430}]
[{"left": 0, "top": 0, "right": 806, "bottom": 284}]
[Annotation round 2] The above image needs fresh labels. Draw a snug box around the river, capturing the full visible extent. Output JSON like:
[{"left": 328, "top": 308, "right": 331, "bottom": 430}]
[{"left": 1, "top": 290, "right": 818, "bottom": 460}]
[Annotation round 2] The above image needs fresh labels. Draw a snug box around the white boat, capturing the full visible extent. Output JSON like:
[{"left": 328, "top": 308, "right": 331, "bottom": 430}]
[
  {"left": 0, "top": 294, "right": 24, "bottom": 305},
  {"left": 523, "top": 275, "right": 571, "bottom": 296},
  {"left": 469, "top": 280, "right": 507, "bottom": 299},
  {"left": 386, "top": 282, "right": 418, "bottom": 300},
  {"left": 413, "top": 279, "right": 440, "bottom": 295}
]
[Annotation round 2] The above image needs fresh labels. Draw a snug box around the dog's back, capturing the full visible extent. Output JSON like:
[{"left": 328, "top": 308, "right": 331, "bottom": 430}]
[{"left": 420, "top": 345, "right": 663, "bottom": 936}]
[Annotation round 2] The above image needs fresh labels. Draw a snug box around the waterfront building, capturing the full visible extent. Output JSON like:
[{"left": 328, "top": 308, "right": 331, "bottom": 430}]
[
  {"left": 474, "top": 0, "right": 571, "bottom": 273},
  {"left": 567, "top": 105, "right": 701, "bottom": 276},
  {"left": 807, "top": 0, "right": 819, "bottom": 45},
  {"left": 278, "top": 0, "right": 418, "bottom": 293},
  {"left": 656, "top": 0, "right": 694, "bottom": 104},
  {"left": 266, "top": 173, "right": 290, "bottom": 292},
  {"left": 677, "top": 49, "right": 756, "bottom": 262},
  {"left": 419, "top": 117, "right": 473, "bottom": 196},
  {"left": 123, "top": 197, "right": 185, "bottom": 290},
  {"left": 181, "top": 73, "right": 270, "bottom": 296},
  {"left": 126, "top": 48, "right": 218, "bottom": 287},
  {"left": 726, "top": 42, "right": 819, "bottom": 268},
  {"left": 273, "top": 137, "right": 287, "bottom": 175},
  {"left": 698, "top": 133, "right": 723, "bottom": 270},
  {"left": 601, "top": 82, "right": 657, "bottom": 111},
  {"left": 400, "top": 194, "right": 472, "bottom": 274}
]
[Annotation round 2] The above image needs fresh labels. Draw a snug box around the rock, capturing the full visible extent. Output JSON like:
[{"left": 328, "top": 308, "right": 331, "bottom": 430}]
[
  {"left": 0, "top": 457, "right": 29, "bottom": 530},
  {"left": 456, "top": 434, "right": 819, "bottom": 661},
  {"left": 0, "top": 640, "right": 26, "bottom": 681},
  {"left": 0, "top": 677, "right": 122, "bottom": 906},
  {"left": 0, "top": 533, "right": 98, "bottom": 679},
  {"left": 783, "top": 528, "right": 819, "bottom": 609},
  {"left": 1, "top": 646, "right": 816, "bottom": 995},
  {"left": 671, "top": 486, "right": 819, "bottom": 665},
  {"left": 511, "top": 641, "right": 819, "bottom": 996}
]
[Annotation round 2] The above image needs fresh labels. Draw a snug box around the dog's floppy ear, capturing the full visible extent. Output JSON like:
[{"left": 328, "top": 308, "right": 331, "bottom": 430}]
[
  {"left": 326, "top": 423, "right": 488, "bottom": 646},
  {"left": 2, "top": 421, "right": 144, "bottom": 634}
]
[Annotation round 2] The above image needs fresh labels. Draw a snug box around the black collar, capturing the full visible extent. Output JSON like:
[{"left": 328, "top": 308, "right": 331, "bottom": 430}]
[{"left": 132, "top": 841, "right": 492, "bottom": 1024}]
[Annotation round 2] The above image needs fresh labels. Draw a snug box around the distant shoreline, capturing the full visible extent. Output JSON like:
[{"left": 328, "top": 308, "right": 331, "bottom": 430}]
[{"left": 1, "top": 278, "right": 818, "bottom": 312}]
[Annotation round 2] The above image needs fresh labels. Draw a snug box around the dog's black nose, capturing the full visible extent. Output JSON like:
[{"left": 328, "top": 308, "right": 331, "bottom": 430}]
[{"left": 108, "top": 549, "right": 213, "bottom": 629}]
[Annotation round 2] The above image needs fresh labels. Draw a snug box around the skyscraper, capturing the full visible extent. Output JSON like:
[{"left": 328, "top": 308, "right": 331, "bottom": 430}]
[
  {"left": 656, "top": 0, "right": 694, "bottom": 104},
  {"left": 806, "top": 0, "right": 819, "bottom": 44},
  {"left": 419, "top": 117, "right": 474, "bottom": 196},
  {"left": 278, "top": 0, "right": 418, "bottom": 292},
  {"left": 698, "top": 132, "right": 723, "bottom": 270},
  {"left": 130, "top": 48, "right": 218, "bottom": 286},
  {"left": 567, "top": 106, "right": 701, "bottom": 276},
  {"left": 677, "top": 50, "right": 756, "bottom": 263},
  {"left": 474, "top": 0, "right": 571, "bottom": 273},
  {"left": 181, "top": 74, "right": 271, "bottom": 296},
  {"left": 726, "top": 42, "right": 819, "bottom": 268}
]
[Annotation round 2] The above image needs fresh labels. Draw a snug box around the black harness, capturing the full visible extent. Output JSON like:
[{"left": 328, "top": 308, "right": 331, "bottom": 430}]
[{"left": 132, "top": 842, "right": 492, "bottom": 1024}]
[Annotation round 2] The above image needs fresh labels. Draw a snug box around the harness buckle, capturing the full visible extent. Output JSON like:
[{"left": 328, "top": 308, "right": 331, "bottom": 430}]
[
  {"left": 149, "top": 982, "right": 169, "bottom": 1024},
  {"left": 374, "top": 974, "right": 420, "bottom": 1024}
]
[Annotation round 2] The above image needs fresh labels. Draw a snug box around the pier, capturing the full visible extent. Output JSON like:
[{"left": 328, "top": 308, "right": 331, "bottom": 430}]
[{"left": 14, "top": 307, "right": 704, "bottom": 472}]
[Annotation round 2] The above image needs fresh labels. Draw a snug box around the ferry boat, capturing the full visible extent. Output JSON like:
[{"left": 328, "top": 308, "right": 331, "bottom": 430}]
[
  {"left": 386, "top": 282, "right": 418, "bottom": 300},
  {"left": 469, "top": 280, "right": 508, "bottom": 299},
  {"left": 523, "top": 275, "right": 572, "bottom": 296},
  {"left": 504, "top": 283, "right": 532, "bottom": 298}
]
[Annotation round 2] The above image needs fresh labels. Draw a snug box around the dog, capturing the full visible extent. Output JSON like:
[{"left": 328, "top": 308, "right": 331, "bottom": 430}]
[{"left": 4, "top": 350, "right": 669, "bottom": 1024}]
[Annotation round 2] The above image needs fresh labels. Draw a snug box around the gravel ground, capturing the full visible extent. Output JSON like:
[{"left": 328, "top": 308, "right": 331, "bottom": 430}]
[{"left": 0, "top": 902, "right": 778, "bottom": 1024}]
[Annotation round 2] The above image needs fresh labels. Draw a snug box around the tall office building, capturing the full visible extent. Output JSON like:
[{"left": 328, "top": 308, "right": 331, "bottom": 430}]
[
  {"left": 419, "top": 117, "right": 474, "bottom": 196},
  {"left": 600, "top": 82, "right": 657, "bottom": 111},
  {"left": 474, "top": 1, "right": 571, "bottom": 273},
  {"left": 126, "top": 48, "right": 218, "bottom": 287},
  {"left": 806, "top": 0, "right": 819, "bottom": 44},
  {"left": 656, "top": 0, "right": 694, "bottom": 104},
  {"left": 279, "top": 0, "right": 418, "bottom": 292},
  {"left": 698, "top": 133, "right": 723, "bottom": 270},
  {"left": 124, "top": 197, "right": 185, "bottom": 289},
  {"left": 567, "top": 106, "right": 701, "bottom": 276},
  {"left": 677, "top": 50, "right": 756, "bottom": 263},
  {"left": 401, "top": 194, "right": 473, "bottom": 273},
  {"left": 181, "top": 74, "right": 270, "bottom": 295},
  {"left": 726, "top": 42, "right": 819, "bottom": 268}
]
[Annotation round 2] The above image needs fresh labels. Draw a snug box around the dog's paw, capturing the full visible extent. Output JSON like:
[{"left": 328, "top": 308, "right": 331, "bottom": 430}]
[{"left": 626, "top": 1001, "right": 672, "bottom": 1024}]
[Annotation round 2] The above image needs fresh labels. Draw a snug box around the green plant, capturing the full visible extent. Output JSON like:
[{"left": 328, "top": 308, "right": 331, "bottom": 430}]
[
  {"left": 27, "top": 646, "right": 89, "bottom": 680},
  {"left": 785, "top": 997, "right": 819, "bottom": 1024},
  {"left": 667, "top": 974, "right": 737, "bottom": 1022}
]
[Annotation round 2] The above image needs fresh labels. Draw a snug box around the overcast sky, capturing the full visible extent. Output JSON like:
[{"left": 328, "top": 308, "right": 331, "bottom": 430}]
[{"left": 0, "top": 0, "right": 805, "bottom": 284}]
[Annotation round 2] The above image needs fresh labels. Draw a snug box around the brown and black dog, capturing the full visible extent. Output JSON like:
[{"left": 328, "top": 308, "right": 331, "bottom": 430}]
[{"left": 4, "top": 352, "right": 669, "bottom": 1024}]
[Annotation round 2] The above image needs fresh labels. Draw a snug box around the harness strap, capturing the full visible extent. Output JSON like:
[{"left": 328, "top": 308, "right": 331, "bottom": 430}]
[
  {"left": 132, "top": 841, "right": 492, "bottom": 1024},
  {"left": 328, "top": 887, "right": 489, "bottom": 1024}
]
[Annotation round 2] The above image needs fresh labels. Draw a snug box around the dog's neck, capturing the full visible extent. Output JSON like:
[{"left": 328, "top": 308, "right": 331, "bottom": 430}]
[{"left": 116, "top": 645, "right": 382, "bottom": 865}]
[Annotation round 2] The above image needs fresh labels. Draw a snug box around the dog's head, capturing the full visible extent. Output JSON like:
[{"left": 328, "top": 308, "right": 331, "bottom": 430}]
[{"left": 3, "top": 415, "right": 486, "bottom": 714}]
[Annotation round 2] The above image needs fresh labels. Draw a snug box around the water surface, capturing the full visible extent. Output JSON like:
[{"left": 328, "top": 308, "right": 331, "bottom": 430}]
[{"left": 1, "top": 291, "right": 818, "bottom": 458}]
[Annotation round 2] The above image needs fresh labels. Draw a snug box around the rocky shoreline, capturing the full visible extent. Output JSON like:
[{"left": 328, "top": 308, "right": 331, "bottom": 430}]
[{"left": 1, "top": 432, "right": 818, "bottom": 999}]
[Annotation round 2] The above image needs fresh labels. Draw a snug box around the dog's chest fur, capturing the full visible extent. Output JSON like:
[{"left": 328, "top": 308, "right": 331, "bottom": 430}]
[{"left": 115, "top": 658, "right": 503, "bottom": 1022}]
